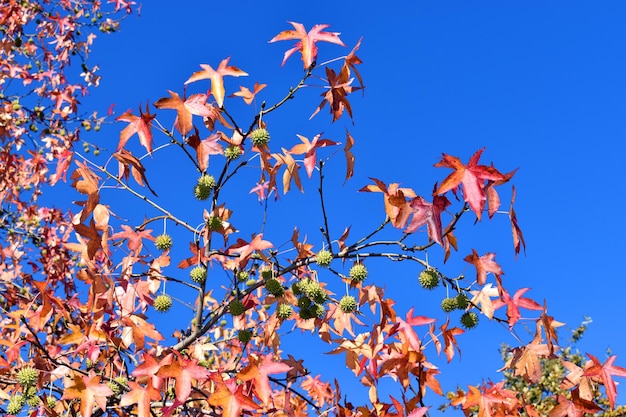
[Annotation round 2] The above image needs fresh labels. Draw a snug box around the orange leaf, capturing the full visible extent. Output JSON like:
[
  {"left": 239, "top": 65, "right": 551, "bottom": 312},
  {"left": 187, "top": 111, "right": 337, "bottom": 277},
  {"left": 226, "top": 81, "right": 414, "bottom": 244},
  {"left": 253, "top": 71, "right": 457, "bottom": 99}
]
[
  {"left": 154, "top": 91, "right": 214, "bottom": 135},
  {"left": 231, "top": 81, "right": 266, "bottom": 105},
  {"left": 270, "top": 21, "right": 345, "bottom": 69},
  {"left": 116, "top": 103, "right": 155, "bottom": 154},
  {"left": 119, "top": 382, "right": 161, "bottom": 417},
  {"left": 185, "top": 57, "right": 248, "bottom": 108},
  {"left": 62, "top": 372, "right": 113, "bottom": 417},
  {"left": 208, "top": 375, "right": 259, "bottom": 417}
]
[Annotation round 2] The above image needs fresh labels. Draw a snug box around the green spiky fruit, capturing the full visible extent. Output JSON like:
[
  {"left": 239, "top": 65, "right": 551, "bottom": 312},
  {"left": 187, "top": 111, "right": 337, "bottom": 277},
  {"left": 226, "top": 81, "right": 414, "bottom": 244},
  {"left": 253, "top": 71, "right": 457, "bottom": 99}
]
[
  {"left": 7, "top": 395, "right": 25, "bottom": 415},
  {"left": 419, "top": 269, "right": 439, "bottom": 290},
  {"left": 190, "top": 266, "right": 207, "bottom": 283},
  {"left": 237, "top": 329, "right": 252, "bottom": 343},
  {"left": 194, "top": 175, "right": 216, "bottom": 200},
  {"left": 441, "top": 297, "right": 457, "bottom": 313},
  {"left": 315, "top": 249, "right": 333, "bottom": 267},
  {"left": 276, "top": 303, "right": 293, "bottom": 320},
  {"left": 155, "top": 234, "right": 173, "bottom": 251},
  {"left": 299, "top": 307, "right": 314, "bottom": 320},
  {"left": 461, "top": 311, "right": 479, "bottom": 329},
  {"left": 311, "top": 303, "right": 326, "bottom": 318},
  {"left": 154, "top": 294, "right": 172, "bottom": 312},
  {"left": 108, "top": 376, "right": 128, "bottom": 396},
  {"left": 260, "top": 267, "right": 273, "bottom": 279},
  {"left": 236, "top": 271, "right": 249, "bottom": 281},
  {"left": 349, "top": 263, "right": 368, "bottom": 283},
  {"left": 339, "top": 295, "right": 357, "bottom": 313},
  {"left": 27, "top": 394, "right": 40, "bottom": 407},
  {"left": 455, "top": 293, "right": 469, "bottom": 310},
  {"left": 224, "top": 145, "right": 242, "bottom": 160},
  {"left": 303, "top": 281, "right": 326, "bottom": 304},
  {"left": 229, "top": 300, "right": 246, "bottom": 316},
  {"left": 291, "top": 281, "right": 304, "bottom": 296},
  {"left": 207, "top": 216, "right": 223, "bottom": 231},
  {"left": 298, "top": 295, "right": 312, "bottom": 310},
  {"left": 46, "top": 397, "right": 56, "bottom": 408},
  {"left": 265, "top": 278, "right": 285, "bottom": 297},
  {"left": 249, "top": 128, "right": 270, "bottom": 146},
  {"left": 17, "top": 367, "right": 38, "bottom": 386}
]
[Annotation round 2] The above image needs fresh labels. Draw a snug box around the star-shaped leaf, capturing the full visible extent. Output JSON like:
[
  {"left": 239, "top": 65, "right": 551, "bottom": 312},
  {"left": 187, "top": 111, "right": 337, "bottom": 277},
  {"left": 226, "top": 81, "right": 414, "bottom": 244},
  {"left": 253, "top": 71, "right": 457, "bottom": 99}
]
[
  {"left": 185, "top": 57, "right": 248, "bottom": 108},
  {"left": 154, "top": 91, "right": 214, "bottom": 135},
  {"left": 270, "top": 21, "right": 345, "bottom": 69},
  {"left": 434, "top": 148, "right": 510, "bottom": 220}
]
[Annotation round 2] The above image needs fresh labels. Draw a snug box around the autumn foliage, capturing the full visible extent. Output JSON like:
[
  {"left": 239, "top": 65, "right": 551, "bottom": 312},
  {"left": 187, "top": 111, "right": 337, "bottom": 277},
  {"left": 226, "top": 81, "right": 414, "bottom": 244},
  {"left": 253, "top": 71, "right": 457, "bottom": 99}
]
[{"left": 0, "top": 2, "right": 624, "bottom": 417}]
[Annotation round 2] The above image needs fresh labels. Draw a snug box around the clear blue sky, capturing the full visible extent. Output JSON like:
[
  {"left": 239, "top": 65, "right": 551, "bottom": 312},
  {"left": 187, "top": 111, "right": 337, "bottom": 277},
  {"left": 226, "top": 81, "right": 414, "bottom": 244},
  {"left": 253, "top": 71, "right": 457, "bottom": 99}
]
[{"left": 72, "top": 0, "right": 626, "bottom": 409}]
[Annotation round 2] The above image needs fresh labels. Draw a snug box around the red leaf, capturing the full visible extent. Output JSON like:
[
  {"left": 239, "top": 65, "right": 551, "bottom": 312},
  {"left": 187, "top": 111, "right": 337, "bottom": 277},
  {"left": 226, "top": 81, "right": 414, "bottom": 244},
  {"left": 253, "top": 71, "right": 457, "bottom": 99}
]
[
  {"left": 110, "top": 225, "right": 154, "bottom": 255},
  {"left": 238, "top": 354, "right": 292, "bottom": 403},
  {"left": 120, "top": 382, "right": 161, "bottom": 417},
  {"left": 289, "top": 133, "right": 337, "bottom": 178},
  {"left": 154, "top": 91, "right": 214, "bottom": 135},
  {"left": 270, "top": 21, "right": 345, "bottom": 69},
  {"left": 157, "top": 354, "right": 212, "bottom": 402},
  {"left": 406, "top": 195, "right": 450, "bottom": 245},
  {"left": 510, "top": 185, "right": 526, "bottom": 255},
  {"left": 583, "top": 354, "right": 626, "bottom": 409},
  {"left": 310, "top": 66, "right": 359, "bottom": 122},
  {"left": 492, "top": 287, "right": 542, "bottom": 328},
  {"left": 186, "top": 130, "right": 224, "bottom": 172},
  {"left": 62, "top": 372, "right": 113, "bottom": 417},
  {"left": 116, "top": 103, "right": 155, "bottom": 154},
  {"left": 434, "top": 148, "right": 510, "bottom": 220},
  {"left": 208, "top": 375, "right": 259, "bottom": 417},
  {"left": 344, "top": 130, "right": 355, "bottom": 183},
  {"left": 464, "top": 249, "right": 503, "bottom": 285},
  {"left": 231, "top": 81, "right": 266, "bottom": 105},
  {"left": 185, "top": 57, "right": 248, "bottom": 108}
]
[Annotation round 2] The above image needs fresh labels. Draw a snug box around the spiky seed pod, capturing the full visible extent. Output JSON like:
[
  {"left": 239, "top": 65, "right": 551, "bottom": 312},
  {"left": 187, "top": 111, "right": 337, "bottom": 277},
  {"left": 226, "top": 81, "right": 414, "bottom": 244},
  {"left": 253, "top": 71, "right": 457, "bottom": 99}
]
[
  {"left": 339, "top": 295, "right": 357, "bottom": 313},
  {"left": 198, "top": 359, "right": 211, "bottom": 368},
  {"left": 190, "top": 266, "right": 207, "bottom": 283},
  {"left": 107, "top": 376, "right": 128, "bottom": 396},
  {"left": 236, "top": 271, "right": 249, "bottom": 281},
  {"left": 154, "top": 294, "right": 172, "bottom": 312},
  {"left": 46, "top": 397, "right": 56, "bottom": 408},
  {"left": 265, "top": 278, "right": 285, "bottom": 297},
  {"left": 27, "top": 394, "right": 40, "bottom": 408},
  {"left": 298, "top": 296, "right": 312, "bottom": 310},
  {"left": 224, "top": 145, "right": 242, "bottom": 160},
  {"left": 455, "top": 293, "right": 470, "bottom": 310},
  {"left": 461, "top": 311, "right": 479, "bottom": 329},
  {"left": 299, "top": 307, "right": 314, "bottom": 320},
  {"left": 291, "top": 281, "right": 303, "bottom": 296},
  {"left": 310, "top": 286, "right": 328, "bottom": 304},
  {"left": 207, "top": 216, "right": 223, "bottom": 231},
  {"left": 311, "top": 303, "right": 326, "bottom": 318},
  {"left": 419, "top": 269, "right": 439, "bottom": 290},
  {"left": 260, "top": 267, "right": 273, "bottom": 280},
  {"left": 245, "top": 278, "right": 256, "bottom": 286},
  {"left": 249, "top": 128, "right": 270, "bottom": 146},
  {"left": 303, "top": 281, "right": 325, "bottom": 302},
  {"left": 441, "top": 297, "right": 457, "bottom": 313},
  {"left": 194, "top": 175, "right": 216, "bottom": 200},
  {"left": 7, "top": 395, "right": 25, "bottom": 415},
  {"left": 229, "top": 300, "right": 246, "bottom": 316},
  {"left": 315, "top": 249, "right": 333, "bottom": 267},
  {"left": 154, "top": 234, "right": 173, "bottom": 251},
  {"left": 17, "top": 367, "right": 38, "bottom": 386},
  {"left": 276, "top": 303, "right": 293, "bottom": 320},
  {"left": 349, "top": 264, "right": 368, "bottom": 283},
  {"left": 237, "top": 329, "right": 252, "bottom": 343}
]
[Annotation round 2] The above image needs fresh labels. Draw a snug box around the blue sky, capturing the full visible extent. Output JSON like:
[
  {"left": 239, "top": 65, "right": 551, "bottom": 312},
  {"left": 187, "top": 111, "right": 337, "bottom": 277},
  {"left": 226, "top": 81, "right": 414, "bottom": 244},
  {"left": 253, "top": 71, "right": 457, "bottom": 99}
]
[{"left": 69, "top": 0, "right": 626, "bottom": 409}]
